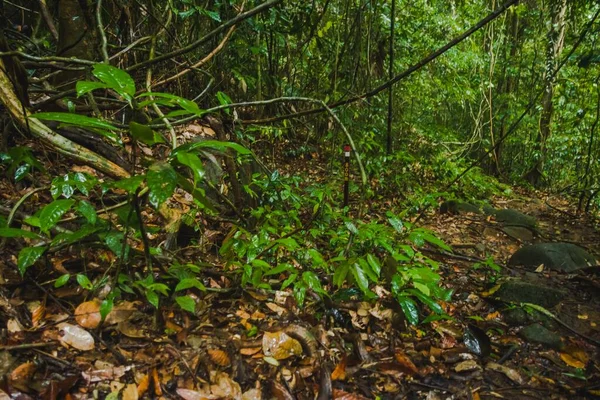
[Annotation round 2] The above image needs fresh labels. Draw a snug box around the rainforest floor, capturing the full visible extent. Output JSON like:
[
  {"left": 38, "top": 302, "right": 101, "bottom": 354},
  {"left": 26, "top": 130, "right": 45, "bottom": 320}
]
[{"left": 0, "top": 143, "right": 599, "bottom": 400}]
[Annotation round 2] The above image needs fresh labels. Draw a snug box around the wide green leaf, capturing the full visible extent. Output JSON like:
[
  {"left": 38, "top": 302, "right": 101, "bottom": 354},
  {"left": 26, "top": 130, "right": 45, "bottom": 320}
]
[
  {"left": 40, "top": 199, "right": 75, "bottom": 233},
  {"left": 76, "top": 81, "right": 109, "bottom": 97},
  {"left": 147, "top": 162, "right": 177, "bottom": 207},
  {"left": 176, "top": 151, "right": 205, "bottom": 184},
  {"left": 351, "top": 263, "right": 369, "bottom": 293},
  {"left": 366, "top": 254, "right": 381, "bottom": 278},
  {"left": 17, "top": 246, "right": 47, "bottom": 275},
  {"left": 32, "top": 112, "right": 117, "bottom": 131},
  {"left": 77, "top": 200, "right": 97, "bottom": 225},
  {"left": 76, "top": 274, "right": 93, "bottom": 290},
  {"left": 397, "top": 296, "right": 419, "bottom": 325},
  {"left": 51, "top": 225, "right": 101, "bottom": 247},
  {"left": 129, "top": 121, "right": 165, "bottom": 146},
  {"left": 175, "top": 278, "right": 206, "bottom": 292},
  {"left": 55, "top": 274, "right": 70, "bottom": 288},
  {"left": 92, "top": 63, "right": 135, "bottom": 100},
  {"left": 176, "top": 296, "right": 196, "bottom": 313},
  {"left": 111, "top": 175, "right": 145, "bottom": 193},
  {"left": 172, "top": 140, "right": 251, "bottom": 156},
  {"left": 137, "top": 92, "right": 203, "bottom": 116},
  {"left": 0, "top": 227, "right": 43, "bottom": 239}
]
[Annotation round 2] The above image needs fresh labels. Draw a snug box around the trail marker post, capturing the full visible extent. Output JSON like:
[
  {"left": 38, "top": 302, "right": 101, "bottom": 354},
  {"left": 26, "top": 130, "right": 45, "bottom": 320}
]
[{"left": 343, "top": 144, "right": 351, "bottom": 208}]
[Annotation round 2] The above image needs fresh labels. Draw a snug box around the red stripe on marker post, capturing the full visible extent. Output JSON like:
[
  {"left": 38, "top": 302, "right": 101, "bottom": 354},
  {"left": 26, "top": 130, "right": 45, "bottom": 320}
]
[{"left": 343, "top": 145, "right": 351, "bottom": 208}]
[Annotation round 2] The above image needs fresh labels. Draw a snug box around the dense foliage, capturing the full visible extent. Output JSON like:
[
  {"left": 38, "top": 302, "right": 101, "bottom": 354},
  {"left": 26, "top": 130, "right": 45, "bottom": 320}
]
[{"left": 0, "top": 0, "right": 599, "bottom": 322}]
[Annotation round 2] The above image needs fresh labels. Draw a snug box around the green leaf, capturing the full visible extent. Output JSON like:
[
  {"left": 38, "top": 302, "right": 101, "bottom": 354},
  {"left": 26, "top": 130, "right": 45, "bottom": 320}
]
[
  {"left": 0, "top": 227, "right": 43, "bottom": 239},
  {"left": 302, "top": 271, "right": 323, "bottom": 293},
  {"left": 174, "top": 278, "right": 206, "bottom": 292},
  {"left": 111, "top": 175, "right": 145, "bottom": 193},
  {"left": 173, "top": 140, "right": 251, "bottom": 156},
  {"left": 100, "top": 297, "right": 114, "bottom": 320},
  {"left": 281, "top": 273, "right": 297, "bottom": 290},
  {"left": 407, "top": 288, "right": 444, "bottom": 314},
  {"left": 264, "top": 263, "right": 294, "bottom": 276},
  {"left": 147, "top": 162, "right": 177, "bottom": 207},
  {"left": 366, "top": 254, "right": 381, "bottom": 278},
  {"left": 351, "top": 263, "right": 369, "bottom": 293},
  {"left": 216, "top": 91, "right": 232, "bottom": 106},
  {"left": 103, "top": 231, "right": 128, "bottom": 258},
  {"left": 17, "top": 246, "right": 46, "bottom": 275},
  {"left": 92, "top": 63, "right": 135, "bottom": 100},
  {"left": 50, "top": 225, "right": 101, "bottom": 247},
  {"left": 76, "top": 274, "right": 93, "bottom": 290},
  {"left": 76, "top": 81, "right": 109, "bottom": 97},
  {"left": 397, "top": 296, "right": 419, "bottom": 325},
  {"left": 146, "top": 290, "right": 159, "bottom": 308},
  {"left": 129, "top": 121, "right": 165, "bottom": 146},
  {"left": 176, "top": 151, "right": 205, "bottom": 184},
  {"left": 413, "top": 281, "right": 431, "bottom": 296},
  {"left": 357, "top": 257, "right": 378, "bottom": 283},
  {"left": 251, "top": 259, "right": 271, "bottom": 269},
  {"left": 391, "top": 274, "right": 405, "bottom": 295},
  {"left": 202, "top": 9, "right": 221, "bottom": 22},
  {"left": 275, "top": 237, "right": 299, "bottom": 251},
  {"left": 176, "top": 296, "right": 196, "bottom": 313},
  {"left": 32, "top": 112, "right": 117, "bottom": 131},
  {"left": 39, "top": 199, "right": 75, "bottom": 233},
  {"left": 345, "top": 221, "right": 358, "bottom": 234},
  {"left": 388, "top": 217, "right": 404, "bottom": 233},
  {"left": 55, "top": 274, "right": 70, "bottom": 288},
  {"left": 137, "top": 92, "right": 203, "bottom": 116},
  {"left": 420, "top": 230, "right": 451, "bottom": 252},
  {"left": 308, "top": 249, "right": 326, "bottom": 266},
  {"left": 77, "top": 200, "right": 97, "bottom": 225},
  {"left": 333, "top": 263, "right": 349, "bottom": 287}
]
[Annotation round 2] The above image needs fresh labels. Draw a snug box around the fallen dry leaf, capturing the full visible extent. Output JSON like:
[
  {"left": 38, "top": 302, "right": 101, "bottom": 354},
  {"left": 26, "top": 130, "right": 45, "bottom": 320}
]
[
  {"left": 485, "top": 362, "right": 524, "bottom": 384},
  {"left": 262, "top": 331, "right": 303, "bottom": 360},
  {"left": 331, "top": 355, "right": 347, "bottom": 381},
  {"left": 208, "top": 348, "right": 231, "bottom": 367},
  {"left": 394, "top": 349, "right": 419, "bottom": 375},
  {"left": 75, "top": 299, "right": 102, "bottom": 329}
]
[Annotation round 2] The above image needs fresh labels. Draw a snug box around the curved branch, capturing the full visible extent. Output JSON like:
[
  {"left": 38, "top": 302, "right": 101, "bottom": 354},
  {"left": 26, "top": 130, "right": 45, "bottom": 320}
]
[
  {"left": 0, "top": 59, "right": 130, "bottom": 179},
  {"left": 149, "top": 24, "right": 237, "bottom": 91}
]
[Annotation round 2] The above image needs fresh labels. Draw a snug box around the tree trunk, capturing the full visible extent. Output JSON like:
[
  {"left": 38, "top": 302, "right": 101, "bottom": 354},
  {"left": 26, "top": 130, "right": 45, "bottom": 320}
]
[
  {"left": 54, "top": 0, "right": 99, "bottom": 86},
  {"left": 525, "top": 0, "right": 567, "bottom": 186}
]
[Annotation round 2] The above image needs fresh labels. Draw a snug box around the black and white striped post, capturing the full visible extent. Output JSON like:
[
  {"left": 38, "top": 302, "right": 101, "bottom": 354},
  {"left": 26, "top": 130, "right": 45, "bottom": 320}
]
[{"left": 343, "top": 144, "right": 351, "bottom": 208}]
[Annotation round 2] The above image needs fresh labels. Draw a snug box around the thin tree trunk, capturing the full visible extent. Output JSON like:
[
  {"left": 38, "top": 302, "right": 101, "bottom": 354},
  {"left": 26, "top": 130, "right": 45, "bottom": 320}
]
[
  {"left": 526, "top": 0, "right": 567, "bottom": 186},
  {"left": 386, "top": 0, "right": 395, "bottom": 155}
]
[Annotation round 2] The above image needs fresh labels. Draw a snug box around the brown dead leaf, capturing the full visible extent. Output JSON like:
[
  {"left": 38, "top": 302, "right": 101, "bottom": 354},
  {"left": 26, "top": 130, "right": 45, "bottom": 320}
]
[
  {"left": 394, "top": 349, "right": 419, "bottom": 375},
  {"left": 27, "top": 301, "right": 45, "bottom": 327},
  {"left": 262, "top": 331, "right": 303, "bottom": 360},
  {"left": 75, "top": 299, "right": 102, "bottom": 329},
  {"left": 152, "top": 368, "right": 162, "bottom": 396},
  {"left": 485, "top": 362, "right": 524, "bottom": 384},
  {"left": 560, "top": 344, "right": 589, "bottom": 369},
  {"left": 117, "top": 320, "right": 147, "bottom": 338},
  {"left": 136, "top": 374, "right": 149, "bottom": 398},
  {"left": 9, "top": 361, "right": 36, "bottom": 382},
  {"left": 331, "top": 355, "right": 347, "bottom": 381},
  {"left": 240, "top": 347, "right": 262, "bottom": 356},
  {"left": 104, "top": 301, "right": 138, "bottom": 325},
  {"left": 265, "top": 302, "right": 287, "bottom": 316},
  {"left": 122, "top": 383, "right": 138, "bottom": 400},
  {"left": 208, "top": 348, "right": 231, "bottom": 367},
  {"left": 332, "top": 389, "right": 370, "bottom": 400}
]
